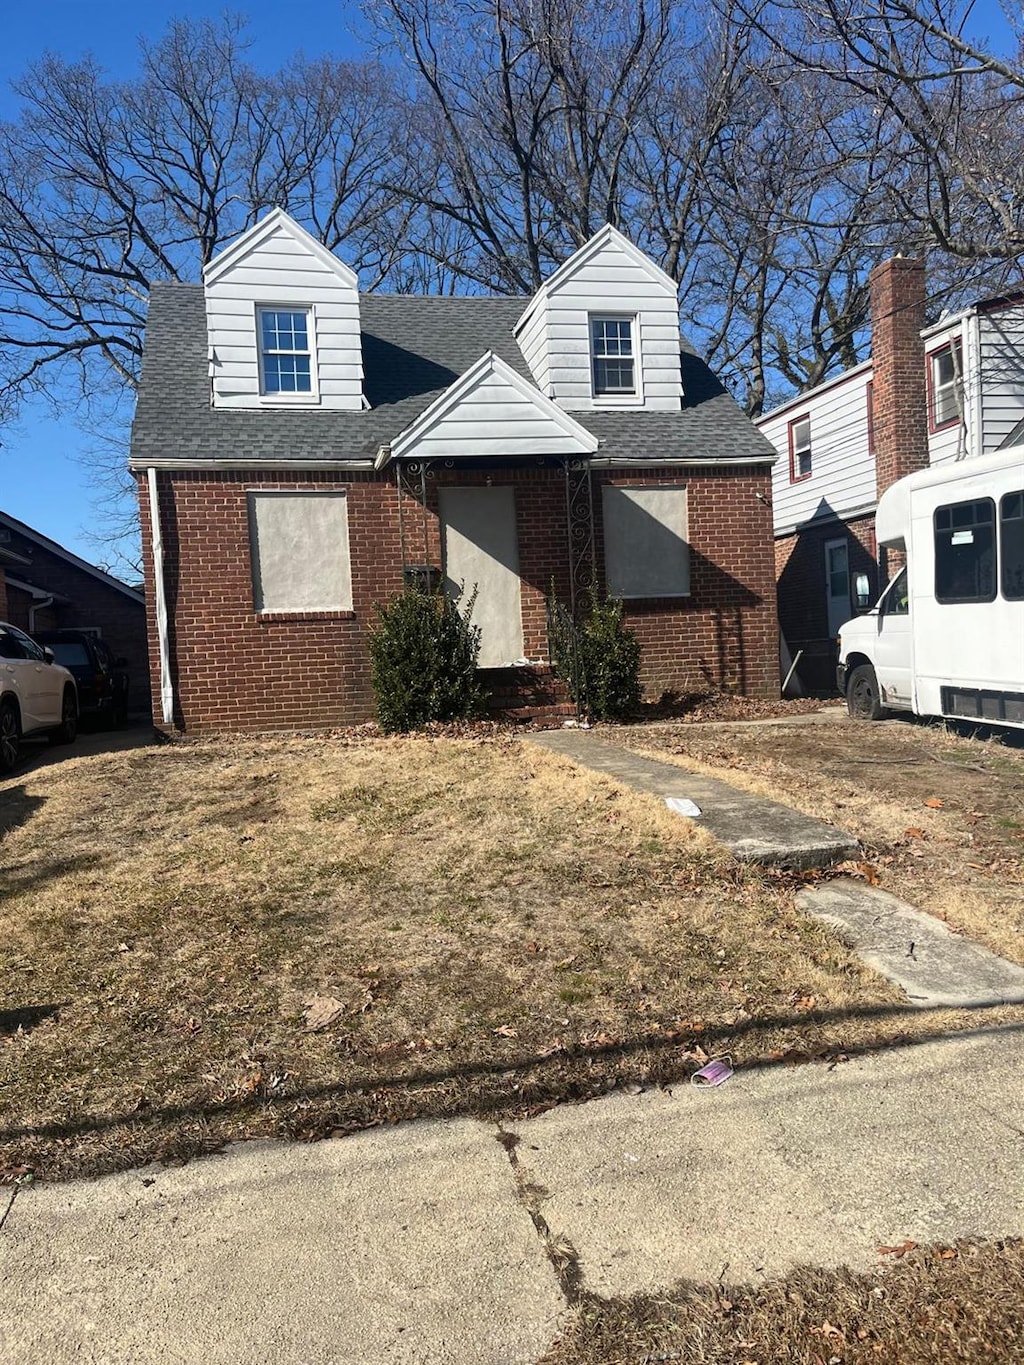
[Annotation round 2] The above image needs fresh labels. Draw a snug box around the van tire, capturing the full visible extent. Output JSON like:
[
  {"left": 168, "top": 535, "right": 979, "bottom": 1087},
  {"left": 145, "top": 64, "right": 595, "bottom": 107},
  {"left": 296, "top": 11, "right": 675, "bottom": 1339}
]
[{"left": 847, "top": 663, "right": 887, "bottom": 722}]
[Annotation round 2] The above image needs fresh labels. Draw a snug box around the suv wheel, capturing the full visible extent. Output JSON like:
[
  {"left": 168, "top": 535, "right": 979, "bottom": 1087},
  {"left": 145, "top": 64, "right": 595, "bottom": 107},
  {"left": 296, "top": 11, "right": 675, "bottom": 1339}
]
[
  {"left": 0, "top": 699, "right": 21, "bottom": 773},
  {"left": 51, "top": 688, "right": 79, "bottom": 745}
]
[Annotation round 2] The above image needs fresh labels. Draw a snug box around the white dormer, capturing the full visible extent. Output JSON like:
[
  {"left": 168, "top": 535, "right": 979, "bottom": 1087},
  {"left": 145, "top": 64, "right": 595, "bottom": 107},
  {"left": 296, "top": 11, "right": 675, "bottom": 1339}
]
[
  {"left": 203, "top": 207, "right": 363, "bottom": 411},
  {"left": 514, "top": 225, "right": 682, "bottom": 412}
]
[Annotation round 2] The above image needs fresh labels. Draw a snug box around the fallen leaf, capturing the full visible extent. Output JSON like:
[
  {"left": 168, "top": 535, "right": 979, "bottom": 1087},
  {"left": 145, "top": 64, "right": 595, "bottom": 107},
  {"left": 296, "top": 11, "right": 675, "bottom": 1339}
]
[
  {"left": 903, "top": 828, "right": 925, "bottom": 840},
  {"left": 492, "top": 1024, "right": 518, "bottom": 1038},
  {"left": 877, "top": 1239, "right": 918, "bottom": 1258},
  {"left": 525, "top": 941, "right": 541, "bottom": 954},
  {"left": 937, "top": 1246, "right": 957, "bottom": 1260},
  {"left": 924, "top": 797, "right": 944, "bottom": 809},
  {"left": 303, "top": 996, "right": 346, "bottom": 1032}
]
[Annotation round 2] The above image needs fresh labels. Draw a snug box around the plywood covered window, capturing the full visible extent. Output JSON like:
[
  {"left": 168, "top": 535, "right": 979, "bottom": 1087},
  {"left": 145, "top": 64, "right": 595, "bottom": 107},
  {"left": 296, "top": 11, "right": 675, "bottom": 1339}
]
[
  {"left": 602, "top": 485, "right": 690, "bottom": 598},
  {"left": 248, "top": 491, "right": 352, "bottom": 613}
]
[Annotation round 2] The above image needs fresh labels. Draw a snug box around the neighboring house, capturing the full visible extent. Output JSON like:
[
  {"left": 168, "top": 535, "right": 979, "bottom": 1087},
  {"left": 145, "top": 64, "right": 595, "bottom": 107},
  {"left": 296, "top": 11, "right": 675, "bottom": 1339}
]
[
  {"left": 129, "top": 209, "right": 779, "bottom": 733},
  {"left": 0, "top": 510, "right": 150, "bottom": 710},
  {"left": 757, "top": 257, "right": 1024, "bottom": 692}
]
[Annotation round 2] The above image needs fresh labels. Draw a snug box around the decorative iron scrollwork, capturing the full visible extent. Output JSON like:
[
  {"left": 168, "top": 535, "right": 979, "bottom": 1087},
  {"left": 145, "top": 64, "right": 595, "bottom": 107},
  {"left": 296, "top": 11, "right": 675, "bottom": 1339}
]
[{"left": 564, "top": 459, "right": 596, "bottom": 613}]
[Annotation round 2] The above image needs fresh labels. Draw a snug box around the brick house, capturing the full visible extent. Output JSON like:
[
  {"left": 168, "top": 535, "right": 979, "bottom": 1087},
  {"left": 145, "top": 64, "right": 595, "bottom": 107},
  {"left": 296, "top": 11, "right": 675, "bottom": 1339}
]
[
  {"left": 129, "top": 210, "right": 779, "bottom": 733},
  {"left": 757, "top": 257, "right": 1024, "bottom": 693},
  {"left": 0, "top": 510, "right": 149, "bottom": 710}
]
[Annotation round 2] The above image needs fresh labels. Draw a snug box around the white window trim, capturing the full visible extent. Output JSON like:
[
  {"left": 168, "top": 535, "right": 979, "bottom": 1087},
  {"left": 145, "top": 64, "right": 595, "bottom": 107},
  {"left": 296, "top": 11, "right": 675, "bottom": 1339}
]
[
  {"left": 589, "top": 312, "right": 645, "bottom": 407},
  {"left": 255, "top": 303, "right": 321, "bottom": 406},
  {"left": 930, "top": 342, "right": 961, "bottom": 429}
]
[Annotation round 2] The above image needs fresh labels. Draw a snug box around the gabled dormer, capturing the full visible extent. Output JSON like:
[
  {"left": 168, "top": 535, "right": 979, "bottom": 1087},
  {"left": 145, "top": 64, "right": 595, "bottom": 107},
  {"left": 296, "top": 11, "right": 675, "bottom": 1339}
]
[
  {"left": 203, "top": 207, "right": 363, "bottom": 411},
  {"left": 514, "top": 225, "right": 683, "bottom": 412}
]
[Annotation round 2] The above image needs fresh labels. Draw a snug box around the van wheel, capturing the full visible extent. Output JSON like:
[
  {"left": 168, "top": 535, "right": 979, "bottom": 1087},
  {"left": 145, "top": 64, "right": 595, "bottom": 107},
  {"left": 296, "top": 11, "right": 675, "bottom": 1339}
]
[
  {"left": 51, "top": 688, "right": 79, "bottom": 745},
  {"left": 847, "top": 664, "right": 887, "bottom": 722},
  {"left": 0, "top": 699, "right": 21, "bottom": 773}
]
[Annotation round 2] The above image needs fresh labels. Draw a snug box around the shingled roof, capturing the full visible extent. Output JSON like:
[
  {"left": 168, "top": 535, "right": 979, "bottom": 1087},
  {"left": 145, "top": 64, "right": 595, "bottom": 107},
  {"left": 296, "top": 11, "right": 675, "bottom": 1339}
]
[{"left": 129, "top": 282, "right": 776, "bottom": 467}]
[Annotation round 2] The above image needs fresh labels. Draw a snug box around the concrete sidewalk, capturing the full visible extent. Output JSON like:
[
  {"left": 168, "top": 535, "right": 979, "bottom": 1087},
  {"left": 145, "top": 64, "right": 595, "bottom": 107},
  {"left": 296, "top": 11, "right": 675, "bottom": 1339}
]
[
  {"left": 2, "top": 1029, "right": 1022, "bottom": 1364},
  {"left": 527, "top": 729, "right": 859, "bottom": 869}
]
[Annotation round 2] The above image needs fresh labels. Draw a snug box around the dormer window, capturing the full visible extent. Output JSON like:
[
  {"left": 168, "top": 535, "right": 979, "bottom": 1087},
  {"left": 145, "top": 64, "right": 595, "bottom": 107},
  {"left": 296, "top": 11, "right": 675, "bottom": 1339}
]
[
  {"left": 591, "top": 315, "right": 636, "bottom": 397},
  {"left": 258, "top": 307, "right": 314, "bottom": 396}
]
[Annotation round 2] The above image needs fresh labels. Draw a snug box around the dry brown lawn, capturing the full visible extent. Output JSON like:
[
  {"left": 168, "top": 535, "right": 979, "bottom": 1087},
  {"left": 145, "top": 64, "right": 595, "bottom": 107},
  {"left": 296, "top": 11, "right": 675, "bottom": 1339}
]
[
  {"left": 0, "top": 727, "right": 1016, "bottom": 1182},
  {"left": 609, "top": 715, "right": 1024, "bottom": 966},
  {"left": 542, "top": 1238, "right": 1024, "bottom": 1365}
]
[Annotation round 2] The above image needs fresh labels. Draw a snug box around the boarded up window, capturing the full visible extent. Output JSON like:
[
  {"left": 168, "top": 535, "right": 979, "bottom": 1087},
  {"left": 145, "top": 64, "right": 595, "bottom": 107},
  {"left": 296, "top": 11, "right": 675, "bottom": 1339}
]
[
  {"left": 602, "top": 485, "right": 690, "bottom": 598},
  {"left": 249, "top": 491, "right": 352, "bottom": 612}
]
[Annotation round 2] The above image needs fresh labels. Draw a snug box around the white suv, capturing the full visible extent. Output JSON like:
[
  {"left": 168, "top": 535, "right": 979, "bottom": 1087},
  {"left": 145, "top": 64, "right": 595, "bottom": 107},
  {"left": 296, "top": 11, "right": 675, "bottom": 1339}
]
[{"left": 0, "top": 622, "right": 79, "bottom": 773}]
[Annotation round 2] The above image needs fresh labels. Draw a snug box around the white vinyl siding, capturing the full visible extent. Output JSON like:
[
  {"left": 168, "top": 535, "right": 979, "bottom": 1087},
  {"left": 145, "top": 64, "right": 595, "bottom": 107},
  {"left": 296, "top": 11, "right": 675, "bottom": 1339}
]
[
  {"left": 759, "top": 364, "right": 876, "bottom": 536},
  {"left": 248, "top": 492, "right": 352, "bottom": 613},
  {"left": 206, "top": 220, "right": 363, "bottom": 410},
  {"left": 395, "top": 364, "right": 595, "bottom": 460},
  {"left": 602, "top": 485, "right": 690, "bottom": 597},
  {"left": 978, "top": 304, "right": 1024, "bottom": 454},
  {"left": 516, "top": 232, "right": 682, "bottom": 412}
]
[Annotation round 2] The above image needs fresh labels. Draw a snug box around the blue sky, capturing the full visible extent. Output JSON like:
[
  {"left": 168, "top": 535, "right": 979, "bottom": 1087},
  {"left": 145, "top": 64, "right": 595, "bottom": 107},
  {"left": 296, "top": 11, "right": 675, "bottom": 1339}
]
[
  {"left": 0, "top": 0, "right": 1017, "bottom": 575},
  {"left": 0, "top": 1, "right": 366, "bottom": 572}
]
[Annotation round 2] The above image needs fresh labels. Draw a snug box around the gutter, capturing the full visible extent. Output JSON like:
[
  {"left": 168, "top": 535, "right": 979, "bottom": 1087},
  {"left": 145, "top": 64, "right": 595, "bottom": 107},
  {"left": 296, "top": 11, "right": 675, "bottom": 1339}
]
[{"left": 146, "top": 468, "right": 175, "bottom": 726}]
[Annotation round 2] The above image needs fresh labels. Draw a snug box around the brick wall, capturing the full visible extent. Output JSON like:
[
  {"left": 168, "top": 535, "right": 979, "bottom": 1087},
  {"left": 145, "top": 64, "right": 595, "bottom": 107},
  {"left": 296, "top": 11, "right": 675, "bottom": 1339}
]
[
  {"left": 774, "top": 513, "right": 879, "bottom": 692},
  {"left": 869, "top": 257, "right": 928, "bottom": 499},
  {"left": 138, "top": 462, "right": 779, "bottom": 734},
  {"left": 0, "top": 527, "right": 150, "bottom": 709}
]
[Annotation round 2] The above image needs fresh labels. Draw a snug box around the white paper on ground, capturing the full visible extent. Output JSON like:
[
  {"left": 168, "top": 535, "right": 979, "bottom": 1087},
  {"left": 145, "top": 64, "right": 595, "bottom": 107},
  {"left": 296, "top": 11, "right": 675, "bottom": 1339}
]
[{"left": 665, "top": 797, "right": 702, "bottom": 819}]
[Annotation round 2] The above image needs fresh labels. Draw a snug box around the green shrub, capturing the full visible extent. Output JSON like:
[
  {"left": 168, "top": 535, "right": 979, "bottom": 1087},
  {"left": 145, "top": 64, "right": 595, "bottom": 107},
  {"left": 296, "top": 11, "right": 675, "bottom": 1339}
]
[
  {"left": 547, "top": 587, "right": 642, "bottom": 721},
  {"left": 369, "top": 585, "right": 485, "bottom": 732}
]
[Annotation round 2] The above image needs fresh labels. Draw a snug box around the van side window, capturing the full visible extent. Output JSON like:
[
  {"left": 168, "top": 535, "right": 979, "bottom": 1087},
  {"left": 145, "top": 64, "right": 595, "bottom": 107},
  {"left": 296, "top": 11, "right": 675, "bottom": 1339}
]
[
  {"left": 1000, "top": 491, "right": 1024, "bottom": 600},
  {"left": 934, "top": 499, "right": 996, "bottom": 603},
  {"left": 881, "top": 567, "right": 909, "bottom": 616}
]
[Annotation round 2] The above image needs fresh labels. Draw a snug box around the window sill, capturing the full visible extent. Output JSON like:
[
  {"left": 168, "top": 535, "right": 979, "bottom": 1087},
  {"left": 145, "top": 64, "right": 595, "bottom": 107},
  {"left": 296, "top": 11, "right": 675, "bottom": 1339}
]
[
  {"left": 255, "top": 610, "right": 356, "bottom": 623},
  {"left": 929, "top": 416, "right": 959, "bottom": 435},
  {"left": 789, "top": 471, "right": 813, "bottom": 484},
  {"left": 591, "top": 394, "right": 645, "bottom": 407},
  {"left": 257, "top": 393, "right": 322, "bottom": 408}
]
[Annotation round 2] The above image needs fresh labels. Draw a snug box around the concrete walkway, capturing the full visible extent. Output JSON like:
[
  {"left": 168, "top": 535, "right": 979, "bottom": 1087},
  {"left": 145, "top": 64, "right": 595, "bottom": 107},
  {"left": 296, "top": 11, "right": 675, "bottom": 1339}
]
[
  {"left": 798, "top": 879, "right": 1024, "bottom": 1009},
  {"left": 2, "top": 1029, "right": 1022, "bottom": 1364},
  {"left": 527, "top": 729, "right": 859, "bottom": 870}
]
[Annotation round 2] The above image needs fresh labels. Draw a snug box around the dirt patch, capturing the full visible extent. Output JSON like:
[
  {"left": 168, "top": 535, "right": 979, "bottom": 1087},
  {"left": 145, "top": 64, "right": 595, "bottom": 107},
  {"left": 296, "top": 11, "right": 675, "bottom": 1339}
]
[
  {"left": 608, "top": 715, "right": 1024, "bottom": 967},
  {"left": 636, "top": 690, "right": 842, "bottom": 724},
  {"left": 0, "top": 731, "right": 1017, "bottom": 1182},
  {"left": 542, "top": 1238, "right": 1024, "bottom": 1364}
]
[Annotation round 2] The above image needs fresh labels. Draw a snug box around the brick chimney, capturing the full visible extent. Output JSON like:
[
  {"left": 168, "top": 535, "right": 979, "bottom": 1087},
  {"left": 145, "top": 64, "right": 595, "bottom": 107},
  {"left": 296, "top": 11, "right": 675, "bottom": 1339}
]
[{"left": 868, "top": 257, "right": 928, "bottom": 500}]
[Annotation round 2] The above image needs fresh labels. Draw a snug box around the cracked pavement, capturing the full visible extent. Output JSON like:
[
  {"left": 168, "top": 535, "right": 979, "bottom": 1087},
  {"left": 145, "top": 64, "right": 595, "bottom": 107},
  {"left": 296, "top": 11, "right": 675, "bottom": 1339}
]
[{"left": 1, "top": 1028, "right": 1022, "bottom": 1363}]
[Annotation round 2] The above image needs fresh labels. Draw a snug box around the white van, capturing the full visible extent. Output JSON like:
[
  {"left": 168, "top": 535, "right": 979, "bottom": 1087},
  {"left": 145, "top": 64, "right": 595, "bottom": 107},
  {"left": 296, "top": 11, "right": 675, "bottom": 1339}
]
[{"left": 837, "top": 448, "right": 1024, "bottom": 728}]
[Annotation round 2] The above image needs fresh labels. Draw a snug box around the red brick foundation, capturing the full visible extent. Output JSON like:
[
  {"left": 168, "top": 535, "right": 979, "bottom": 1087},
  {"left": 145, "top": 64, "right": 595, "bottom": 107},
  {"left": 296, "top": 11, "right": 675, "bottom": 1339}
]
[{"left": 138, "top": 462, "right": 779, "bottom": 733}]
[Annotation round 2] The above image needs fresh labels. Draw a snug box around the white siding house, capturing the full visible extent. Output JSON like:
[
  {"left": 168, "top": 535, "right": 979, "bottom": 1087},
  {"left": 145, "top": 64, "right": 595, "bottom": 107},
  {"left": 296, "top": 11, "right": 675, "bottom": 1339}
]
[
  {"left": 758, "top": 361, "right": 876, "bottom": 538},
  {"left": 514, "top": 225, "right": 683, "bottom": 412},
  {"left": 203, "top": 207, "right": 364, "bottom": 411}
]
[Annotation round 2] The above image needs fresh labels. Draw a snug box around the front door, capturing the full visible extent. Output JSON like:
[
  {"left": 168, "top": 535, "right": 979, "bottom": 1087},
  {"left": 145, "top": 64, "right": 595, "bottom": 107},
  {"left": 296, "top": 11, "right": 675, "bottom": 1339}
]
[
  {"left": 440, "top": 487, "right": 525, "bottom": 668},
  {"left": 825, "top": 538, "right": 852, "bottom": 638}
]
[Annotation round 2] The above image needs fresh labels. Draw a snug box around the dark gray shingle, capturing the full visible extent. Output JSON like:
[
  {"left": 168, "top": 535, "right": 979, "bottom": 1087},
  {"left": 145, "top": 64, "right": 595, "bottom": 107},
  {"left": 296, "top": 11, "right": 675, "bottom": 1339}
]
[{"left": 129, "top": 283, "right": 776, "bottom": 466}]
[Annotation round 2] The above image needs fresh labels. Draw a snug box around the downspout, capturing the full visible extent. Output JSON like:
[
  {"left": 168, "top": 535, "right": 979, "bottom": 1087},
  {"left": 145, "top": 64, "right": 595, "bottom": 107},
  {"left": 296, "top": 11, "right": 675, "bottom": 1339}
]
[
  {"left": 147, "top": 467, "right": 175, "bottom": 726},
  {"left": 28, "top": 594, "right": 54, "bottom": 634}
]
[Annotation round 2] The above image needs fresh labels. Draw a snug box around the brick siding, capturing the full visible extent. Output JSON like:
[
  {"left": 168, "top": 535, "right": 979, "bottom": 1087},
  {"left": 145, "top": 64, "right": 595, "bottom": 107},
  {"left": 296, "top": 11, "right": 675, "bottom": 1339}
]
[
  {"left": 774, "top": 513, "right": 879, "bottom": 692},
  {"left": 138, "top": 462, "right": 779, "bottom": 733}
]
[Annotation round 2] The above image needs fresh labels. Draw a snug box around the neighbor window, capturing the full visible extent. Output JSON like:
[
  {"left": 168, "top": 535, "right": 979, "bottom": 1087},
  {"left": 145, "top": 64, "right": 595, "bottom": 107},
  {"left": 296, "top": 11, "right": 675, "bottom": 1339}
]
[
  {"left": 248, "top": 491, "right": 352, "bottom": 613},
  {"left": 601, "top": 485, "right": 689, "bottom": 598},
  {"left": 258, "top": 308, "right": 313, "bottom": 395},
  {"left": 929, "top": 340, "right": 962, "bottom": 430},
  {"left": 1000, "top": 490, "right": 1024, "bottom": 600},
  {"left": 934, "top": 498, "right": 995, "bottom": 603},
  {"left": 789, "top": 415, "right": 812, "bottom": 481},
  {"left": 591, "top": 316, "right": 636, "bottom": 396}
]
